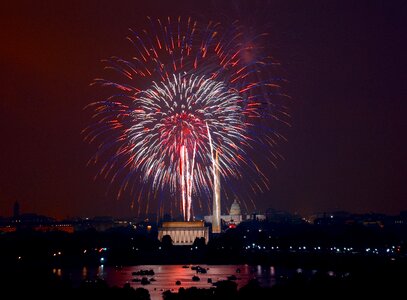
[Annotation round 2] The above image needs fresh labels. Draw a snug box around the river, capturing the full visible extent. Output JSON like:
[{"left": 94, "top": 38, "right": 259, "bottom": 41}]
[{"left": 54, "top": 264, "right": 281, "bottom": 300}]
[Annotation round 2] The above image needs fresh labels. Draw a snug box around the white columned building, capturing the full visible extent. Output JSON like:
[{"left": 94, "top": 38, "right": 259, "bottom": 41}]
[{"left": 158, "top": 221, "right": 209, "bottom": 245}]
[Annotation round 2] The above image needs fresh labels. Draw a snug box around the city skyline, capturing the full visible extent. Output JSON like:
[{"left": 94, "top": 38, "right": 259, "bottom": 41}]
[{"left": 1, "top": 0, "right": 406, "bottom": 219}]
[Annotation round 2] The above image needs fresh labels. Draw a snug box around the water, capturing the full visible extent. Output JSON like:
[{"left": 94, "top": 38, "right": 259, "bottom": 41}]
[{"left": 56, "top": 264, "right": 278, "bottom": 300}]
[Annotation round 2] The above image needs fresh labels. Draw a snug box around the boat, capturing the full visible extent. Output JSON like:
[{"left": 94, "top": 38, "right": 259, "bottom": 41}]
[
  {"left": 227, "top": 275, "right": 237, "bottom": 281},
  {"left": 192, "top": 276, "right": 200, "bottom": 281},
  {"left": 132, "top": 269, "right": 155, "bottom": 276},
  {"left": 175, "top": 280, "right": 181, "bottom": 285}
]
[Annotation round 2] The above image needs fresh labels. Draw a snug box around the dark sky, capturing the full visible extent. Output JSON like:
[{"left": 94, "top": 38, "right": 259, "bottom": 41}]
[{"left": 1, "top": 0, "right": 406, "bottom": 219}]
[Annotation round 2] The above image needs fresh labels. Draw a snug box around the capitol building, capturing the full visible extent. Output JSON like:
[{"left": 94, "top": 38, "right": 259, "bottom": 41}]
[{"left": 204, "top": 199, "right": 243, "bottom": 225}]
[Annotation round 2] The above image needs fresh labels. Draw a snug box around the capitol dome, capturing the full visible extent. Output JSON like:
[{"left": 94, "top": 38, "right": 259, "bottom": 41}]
[{"left": 230, "top": 199, "right": 241, "bottom": 216}]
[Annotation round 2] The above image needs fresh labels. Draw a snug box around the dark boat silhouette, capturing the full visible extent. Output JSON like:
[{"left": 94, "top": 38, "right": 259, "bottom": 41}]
[
  {"left": 192, "top": 266, "right": 207, "bottom": 273},
  {"left": 132, "top": 269, "right": 155, "bottom": 276}
]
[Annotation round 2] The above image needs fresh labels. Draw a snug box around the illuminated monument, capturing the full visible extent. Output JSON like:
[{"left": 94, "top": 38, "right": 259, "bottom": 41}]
[
  {"left": 158, "top": 221, "right": 209, "bottom": 245},
  {"left": 212, "top": 151, "right": 221, "bottom": 233},
  {"left": 157, "top": 152, "right": 221, "bottom": 244},
  {"left": 157, "top": 154, "right": 215, "bottom": 245},
  {"left": 204, "top": 199, "right": 243, "bottom": 226}
]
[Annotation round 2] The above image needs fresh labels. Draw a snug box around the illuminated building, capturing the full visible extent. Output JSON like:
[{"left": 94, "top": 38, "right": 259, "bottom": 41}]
[
  {"left": 204, "top": 199, "right": 243, "bottom": 226},
  {"left": 158, "top": 221, "right": 209, "bottom": 245}
]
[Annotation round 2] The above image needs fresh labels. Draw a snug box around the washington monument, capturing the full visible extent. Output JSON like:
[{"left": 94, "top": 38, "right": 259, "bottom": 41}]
[{"left": 212, "top": 151, "right": 221, "bottom": 233}]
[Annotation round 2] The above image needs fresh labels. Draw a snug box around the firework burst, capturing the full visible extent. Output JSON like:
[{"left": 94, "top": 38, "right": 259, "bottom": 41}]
[{"left": 84, "top": 17, "right": 288, "bottom": 220}]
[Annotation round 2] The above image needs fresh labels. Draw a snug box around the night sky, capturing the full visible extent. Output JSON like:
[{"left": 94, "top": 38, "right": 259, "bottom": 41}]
[{"left": 1, "top": 0, "right": 406, "bottom": 219}]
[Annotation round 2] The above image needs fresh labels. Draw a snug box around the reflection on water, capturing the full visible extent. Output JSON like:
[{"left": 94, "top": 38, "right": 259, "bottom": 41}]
[
  {"left": 52, "top": 268, "right": 62, "bottom": 277},
  {"left": 82, "top": 266, "right": 87, "bottom": 278},
  {"left": 105, "top": 265, "right": 276, "bottom": 300},
  {"left": 63, "top": 265, "right": 277, "bottom": 300}
]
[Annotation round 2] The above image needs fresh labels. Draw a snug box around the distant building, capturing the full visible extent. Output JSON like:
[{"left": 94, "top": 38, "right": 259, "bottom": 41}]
[
  {"left": 158, "top": 221, "right": 209, "bottom": 245},
  {"left": 391, "top": 211, "right": 407, "bottom": 225},
  {"left": 204, "top": 199, "right": 243, "bottom": 226},
  {"left": 246, "top": 212, "right": 266, "bottom": 221},
  {"left": 33, "top": 223, "right": 74, "bottom": 233},
  {"left": 74, "top": 217, "right": 130, "bottom": 232}
]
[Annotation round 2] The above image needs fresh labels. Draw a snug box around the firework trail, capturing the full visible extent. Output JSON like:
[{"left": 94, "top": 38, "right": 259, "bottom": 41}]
[{"left": 84, "top": 17, "right": 288, "bottom": 220}]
